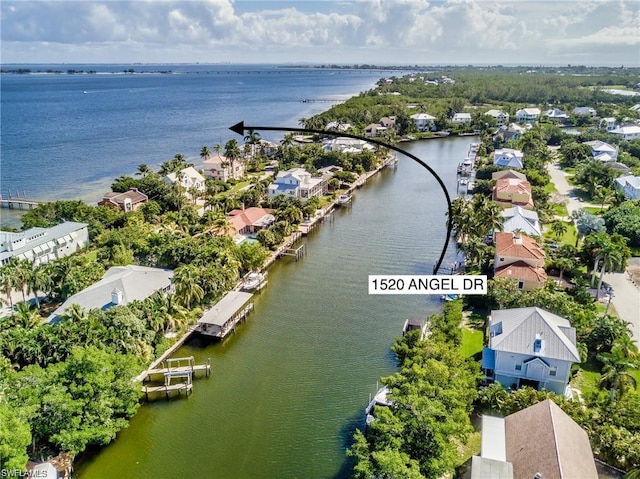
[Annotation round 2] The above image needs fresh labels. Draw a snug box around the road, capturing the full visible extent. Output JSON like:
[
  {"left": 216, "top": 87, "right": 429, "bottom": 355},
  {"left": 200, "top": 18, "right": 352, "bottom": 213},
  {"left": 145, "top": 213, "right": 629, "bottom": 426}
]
[{"left": 547, "top": 159, "right": 640, "bottom": 346}]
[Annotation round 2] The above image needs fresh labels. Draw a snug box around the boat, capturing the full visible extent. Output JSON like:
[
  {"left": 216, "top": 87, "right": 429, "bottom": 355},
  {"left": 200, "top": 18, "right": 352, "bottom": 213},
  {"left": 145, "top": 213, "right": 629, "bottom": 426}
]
[
  {"left": 402, "top": 318, "right": 428, "bottom": 340},
  {"left": 459, "top": 178, "right": 468, "bottom": 186},
  {"left": 440, "top": 294, "right": 460, "bottom": 302},
  {"left": 462, "top": 158, "right": 472, "bottom": 167},
  {"left": 365, "top": 385, "right": 393, "bottom": 426},
  {"left": 436, "top": 130, "right": 451, "bottom": 137},
  {"left": 241, "top": 272, "right": 267, "bottom": 292},
  {"left": 337, "top": 193, "right": 352, "bottom": 205}
]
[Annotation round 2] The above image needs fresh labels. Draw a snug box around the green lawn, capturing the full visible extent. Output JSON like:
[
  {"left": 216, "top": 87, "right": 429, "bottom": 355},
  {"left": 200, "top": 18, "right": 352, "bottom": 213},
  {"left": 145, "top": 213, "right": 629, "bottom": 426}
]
[
  {"left": 544, "top": 182, "right": 557, "bottom": 194},
  {"left": 571, "top": 357, "right": 602, "bottom": 397},
  {"left": 460, "top": 329, "right": 484, "bottom": 359},
  {"left": 553, "top": 203, "right": 569, "bottom": 217},
  {"left": 80, "top": 250, "right": 98, "bottom": 262},
  {"left": 544, "top": 222, "right": 577, "bottom": 246}
]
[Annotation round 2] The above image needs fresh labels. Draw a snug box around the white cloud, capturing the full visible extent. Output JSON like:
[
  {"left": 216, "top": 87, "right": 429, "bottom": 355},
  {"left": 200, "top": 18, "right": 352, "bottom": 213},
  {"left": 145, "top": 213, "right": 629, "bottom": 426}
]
[{"left": 1, "top": 0, "right": 638, "bottom": 65}]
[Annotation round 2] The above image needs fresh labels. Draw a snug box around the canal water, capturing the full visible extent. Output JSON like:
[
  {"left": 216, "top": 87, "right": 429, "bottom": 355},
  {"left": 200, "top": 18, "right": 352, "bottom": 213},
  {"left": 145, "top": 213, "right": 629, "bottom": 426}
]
[{"left": 74, "top": 137, "right": 472, "bottom": 479}]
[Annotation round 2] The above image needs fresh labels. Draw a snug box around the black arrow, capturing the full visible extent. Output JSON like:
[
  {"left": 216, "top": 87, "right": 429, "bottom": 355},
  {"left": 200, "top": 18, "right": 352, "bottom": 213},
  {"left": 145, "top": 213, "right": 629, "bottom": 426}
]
[{"left": 230, "top": 121, "right": 454, "bottom": 275}]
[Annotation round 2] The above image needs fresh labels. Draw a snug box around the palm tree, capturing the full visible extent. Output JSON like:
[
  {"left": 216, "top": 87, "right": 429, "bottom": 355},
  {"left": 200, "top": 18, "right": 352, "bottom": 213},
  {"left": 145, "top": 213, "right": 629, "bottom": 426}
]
[
  {"left": 224, "top": 139, "right": 242, "bottom": 177},
  {"left": 11, "top": 259, "right": 31, "bottom": 303},
  {"left": 594, "top": 187, "right": 615, "bottom": 212},
  {"left": 200, "top": 145, "right": 212, "bottom": 161},
  {"left": 12, "top": 301, "right": 42, "bottom": 329},
  {"left": 592, "top": 242, "right": 626, "bottom": 299},
  {"left": 244, "top": 130, "right": 261, "bottom": 159},
  {"left": 598, "top": 350, "right": 638, "bottom": 399},
  {"left": 136, "top": 164, "right": 152, "bottom": 177},
  {"left": 173, "top": 265, "right": 204, "bottom": 309},
  {"left": 549, "top": 220, "right": 568, "bottom": 242},
  {"left": 27, "top": 262, "right": 53, "bottom": 309},
  {"left": 0, "top": 262, "right": 16, "bottom": 309},
  {"left": 211, "top": 212, "right": 236, "bottom": 237}
]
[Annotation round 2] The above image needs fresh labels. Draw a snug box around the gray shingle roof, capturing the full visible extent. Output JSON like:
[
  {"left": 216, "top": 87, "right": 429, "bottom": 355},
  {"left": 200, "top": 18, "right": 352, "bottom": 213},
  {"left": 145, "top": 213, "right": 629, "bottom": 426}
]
[
  {"left": 48, "top": 265, "right": 173, "bottom": 322},
  {"left": 490, "top": 307, "right": 580, "bottom": 362}
]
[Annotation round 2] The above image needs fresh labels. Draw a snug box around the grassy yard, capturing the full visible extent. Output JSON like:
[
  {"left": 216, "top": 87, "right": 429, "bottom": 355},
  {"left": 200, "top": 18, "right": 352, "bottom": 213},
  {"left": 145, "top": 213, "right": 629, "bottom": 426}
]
[
  {"left": 544, "top": 222, "right": 577, "bottom": 246},
  {"left": 553, "top": 203, "right": 569, "bottom": 217},
  {"left": 460, "top": 329, "right": 484, "bottom": 359},
  {"left": 80, "top": 250, "right": 98, "bottom": 262},
  {"left": 544, "top": 182, "right": 557, "bottom": 195},
  {"left": 572, "top": 357, "right": 640, "bottom": 398}
]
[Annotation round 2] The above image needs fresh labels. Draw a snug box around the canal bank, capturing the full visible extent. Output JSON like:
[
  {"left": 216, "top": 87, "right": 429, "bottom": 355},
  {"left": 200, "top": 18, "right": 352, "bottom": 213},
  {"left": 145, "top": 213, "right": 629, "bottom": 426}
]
[{"left": 74, "top": 136, "right": 472, "bottom": 479}]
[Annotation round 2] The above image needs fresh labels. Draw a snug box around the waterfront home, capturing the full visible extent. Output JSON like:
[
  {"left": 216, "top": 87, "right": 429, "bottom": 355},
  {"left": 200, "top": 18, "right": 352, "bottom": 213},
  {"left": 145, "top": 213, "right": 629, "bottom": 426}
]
[
  {"left": 322, "top": 137, "right": 373, "bottom": 154},
  {"left": 583, "top": 140, "right": 618, "bottom": 163},
  {"left": 98, "top": 188, "right": 148, "bottom": 212},
  {"left": 164, "top": 166, "right": 206, "bottom": 199},
  {"left": 364, "top": 122, "right": 388, "bottom": 138},
  {"left": 48, "top": 265, "right": 173, "bottom": 323},
  {"left": 485, "top": 109, "right": 509, "bottom": 127},
  {"left": 492, "top": 148, "right": 524, "bottom": 169},
  {"left": 202, "top": 154, "right": 245, "bottom": 181},
  {"left": 409, "top": 113, "right": 436, "bottom": 132},
  {"left": 615, "top": 174, "right": 640, "bottom": 200},
  {"left": 515, "top": 108, "right": 541, "bottom": 123},
  {"left": 0, "top": 221, "right": 89, "bottom": 266},
  {"left": 573, "top": 106, "right": 597, "bottom": 117},
  {"left": 491, "top": 169, "right": 527, "bottom": 181},
  {"left": 482, "top": 307, "right": 580, "bottom": 394},
  {"left": 451, "top": 112, "right": 472, "bottom": 124},
  {"left": 501, "top": 206, "right": 541, "bottom": 237},
  {"left": 494, "top": 232, "right": 546, "bottom": 290},
  {"left": 469, "top": 400, "right": 597, "bottom": 479},
  {"left": 600, "top": 117, "right": 617, "bottom": 131},
  {"left": 268, "top": 168, "right": 327, "bottom": 200},
  {"left": 493, "top": 123, "right": 527, "bottom": 142},
  {"left": 610, "top": 124, "right": 640, "bottom": 140},
  {"left": 543, "top": 108, "right": 569, "bottom": 121},
  {"left": 325, "top": 121, "right": 352, "bottom": 132},
  {"left": 492, "top": 178, "right": 534, "bottom": 210},
  {"left": 227, "top": 207, "right": 275, "bottom": 238}
]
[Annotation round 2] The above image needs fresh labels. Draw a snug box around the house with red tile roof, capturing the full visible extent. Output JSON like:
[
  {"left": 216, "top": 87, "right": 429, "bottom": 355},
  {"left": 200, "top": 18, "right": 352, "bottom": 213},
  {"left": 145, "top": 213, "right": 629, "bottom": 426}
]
[
  {"left": 492, "top": 177, "right": 534, "bottom": 210},
  {"left": 494, "top": 232, "right": 547, "bottom": 290},
  {"left": 227, "top": 207, "right": 275, "bottom": 237}
]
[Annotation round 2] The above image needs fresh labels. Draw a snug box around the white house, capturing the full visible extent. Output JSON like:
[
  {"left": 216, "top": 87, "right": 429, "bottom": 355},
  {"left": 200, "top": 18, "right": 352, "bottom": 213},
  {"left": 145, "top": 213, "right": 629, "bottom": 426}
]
[
  {"left": 600, "top": 117, "right": 617, "bottom": 131},
  {"left": 0, "top": 221, "right": 89, "bottom": 266},
  {"left": 493, "top": 148, "right": 524, "bottom": 169},
  {"left": 610, "top": 124, "right": 640, "bottom": 141},
  {"left": 202, "top": 154, "right": 245, "bottom": 182},
  {"left": 501, "top": 206, "right": 541, "bottom": 237},
  {"left": 164, "top": 166, "right": 206, "bottom": 197},
  {"left": 515, "top": 108, "right": 541, "bottom": 123},
  {"left": 482, "top": 307, "right": 580, "bottom": 395},
  {"left": 48, "top": 265, "right": 174, "bottom": 323},
  {"left": 268, "top": 168, "right": 327, "bottom": 200},
  {"left": 322, "top": 137, "right": 373, "bottom": 154},
  {"left": 325, "top": 121, "right": 352, "bottom": 132},
  {"left": 630, "top": 104, "right": 640, "bottom": 112},
  {"left": 583, "top": 140, "right": 618, "bottom": 163},
  {"left": 485, "top": 109, "right": 509, "bottom": 127},
  {"left": 573, "top": 106, "right": 597, "bottom": 117},
  {"left": 451, "top": 112, "right": 471, "bottom": 124},
  {"left": 615, "top": 175, "right": 640, "bottom": 200},
  {"left": 409, "top": 113, "right": 436, "bottom": 131}
]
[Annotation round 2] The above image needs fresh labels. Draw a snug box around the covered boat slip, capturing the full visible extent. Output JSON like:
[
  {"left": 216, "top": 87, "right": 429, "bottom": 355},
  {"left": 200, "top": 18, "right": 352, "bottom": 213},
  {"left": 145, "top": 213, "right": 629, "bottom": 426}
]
[{"left": 197, "top": 291, "right": 254, "bottom": 339}]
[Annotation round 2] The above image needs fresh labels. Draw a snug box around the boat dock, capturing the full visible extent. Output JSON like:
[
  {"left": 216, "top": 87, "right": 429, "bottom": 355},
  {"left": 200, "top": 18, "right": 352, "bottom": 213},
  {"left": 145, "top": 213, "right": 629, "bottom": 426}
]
[
  {"left": 141, "top": 356, "right": 211, "bottom": 401},
  {"left": 0, "top": 192, "right": 47, "bottom": 209},
  {"left": 197, "top": 290, "right": 255, "bottom": 339}
]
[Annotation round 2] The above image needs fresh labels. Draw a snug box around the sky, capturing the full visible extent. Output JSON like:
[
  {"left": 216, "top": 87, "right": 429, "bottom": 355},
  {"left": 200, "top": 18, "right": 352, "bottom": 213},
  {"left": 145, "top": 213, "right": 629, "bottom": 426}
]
[{"left": 1, "top": 0, "right": 639, "bottom": 66}]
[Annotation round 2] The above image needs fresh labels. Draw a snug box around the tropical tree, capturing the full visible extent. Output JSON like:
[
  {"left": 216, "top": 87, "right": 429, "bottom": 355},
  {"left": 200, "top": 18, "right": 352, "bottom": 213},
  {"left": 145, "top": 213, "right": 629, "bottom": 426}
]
[
  {"left": 200, "top": 145, "right": 212, "bottom": 162},
  {"left": 173, "top": 265, "right": 204, "bottom": 309},
  {"left": 0, "top": 262, "right": 16, "bottom": 309},
  {"left": 27, "top": 262, "right": 53, "bottom": 309},
  {"left": 244, "top": 130, "right": 261, "bottom": 159},
  {"left": 598, "top": 349, "right": 638, "bottom": 399},
  {"left": 224, "top": 139, "right": 242, "bottom": 176},
  {"left": 136, "top": 164, "right": 152, "bottom": 177},
  {"left": 594, "top": 187, "right": 615, "bottom": 212},
  {"left": 11, "top": 301, "right": 42, "bottom": 329},
  {"left": 549, "top": 220, "right": 568, "bottom": 242}
]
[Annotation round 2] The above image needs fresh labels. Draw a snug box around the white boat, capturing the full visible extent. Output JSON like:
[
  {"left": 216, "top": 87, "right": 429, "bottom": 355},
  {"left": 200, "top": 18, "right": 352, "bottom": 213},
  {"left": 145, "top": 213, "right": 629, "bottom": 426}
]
[
  {"left": 459, "top": 178, "right": 468, "bottom": 186},
  {"left": 365, "top": 385, "right": 393, "bottom": 426},
  {"left": 402, "top": 319, "right": 428, "bottom": 340},
  {"left": 241, "top": 272, "right": 267, "bottom": 292},
  {"left": 337, "top": 194, "right": 352, "bottom": 205}
]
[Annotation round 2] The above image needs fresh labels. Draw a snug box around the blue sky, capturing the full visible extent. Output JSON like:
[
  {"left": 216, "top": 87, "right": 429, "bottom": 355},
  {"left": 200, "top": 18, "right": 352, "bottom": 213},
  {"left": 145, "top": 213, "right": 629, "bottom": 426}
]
[{"left": 1, "top": 1, "right": 639, "bottom": 65}]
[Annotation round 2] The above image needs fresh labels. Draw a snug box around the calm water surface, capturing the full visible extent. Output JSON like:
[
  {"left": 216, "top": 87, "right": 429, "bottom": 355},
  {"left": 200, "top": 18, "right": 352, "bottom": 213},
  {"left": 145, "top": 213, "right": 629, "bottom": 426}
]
[{"left": 74, "top": 136, "right": 473, "bottom": 479}]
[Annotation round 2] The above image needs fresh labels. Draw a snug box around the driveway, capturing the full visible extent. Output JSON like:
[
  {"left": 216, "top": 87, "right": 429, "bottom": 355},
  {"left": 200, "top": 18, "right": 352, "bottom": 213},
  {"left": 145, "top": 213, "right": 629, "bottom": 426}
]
[{"left": 547, "top": 159, "right": 640, "bottom": 346}]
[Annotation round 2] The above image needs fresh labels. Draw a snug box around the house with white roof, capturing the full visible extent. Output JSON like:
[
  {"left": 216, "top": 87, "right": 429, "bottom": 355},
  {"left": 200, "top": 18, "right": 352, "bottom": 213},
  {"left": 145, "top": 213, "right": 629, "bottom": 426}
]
[
  {"left": 409, "top": 113, "right": 436, "bottom": 131},
  {"left": 600, "top": 117, "right": 617, "bottom": 131},
  {"left": 485, "top": 109, "right": 509, "bottom": 127},
  {"left": 325, "top": 121, "right": 352, "bottom": 132},
  {"left": 515, "top": 108, "right": 541, "bottom": 123},
  {"left": 630, "top": 104, "right": 640, "bottom": 112},
  {"left": 610, "top": 124, "right": 640, "bottom": 141},
  {"left": 492, "top": 148, "right": 524, "bottom": 169},
  {"left": 202, "top": 154, "right": 245, "bottom": 182},
  {"left": 164, "top": 166, "right": 206, "bottom": 198},
  {"left": 615, "top": 175, "right": 640, "bottom": 200},
  {"left": 501, "top": 206, "right": 541, "bottom": 237},
  {"left": 544, "top": 108, "right": 569, "bottom": 120},
  {"left": 452, "top": 112, "right": 472, "bottom": 124},
  {"left": 583, "top": 140, "right": 618, "bottom": 163},
  {"left": 482, "top": 307, "right": 580, "bottom": 394},
  {"left": 573, "top": 106, "right": 597, "bottom": 117},
  {"left": 322, "top": 137, "right": 374, "bottom": 154},
  {"left": 268, "top": 168, "right": 327, "bottom": 200},
  {"left": 48, "top": 265, "right": 174, "bottom": 323},
  {"left": 0, "top": 222, "right": 89, "bottom": 266}
]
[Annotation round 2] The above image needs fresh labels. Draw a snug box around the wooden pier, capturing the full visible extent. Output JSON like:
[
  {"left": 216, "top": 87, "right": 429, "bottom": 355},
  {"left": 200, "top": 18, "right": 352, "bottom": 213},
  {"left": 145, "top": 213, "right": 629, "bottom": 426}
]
[
  {"left": 0, "top": 192, "right": 47, "bottom": 209},
  {"left": 144, "top": 356, "right": 211, "bottom": 381},
  {"left": 197, "top": 291, "right": 255, "bottom": 339},
  {"left": 280, "top": 243, "right": 306, "bottom": 260}
]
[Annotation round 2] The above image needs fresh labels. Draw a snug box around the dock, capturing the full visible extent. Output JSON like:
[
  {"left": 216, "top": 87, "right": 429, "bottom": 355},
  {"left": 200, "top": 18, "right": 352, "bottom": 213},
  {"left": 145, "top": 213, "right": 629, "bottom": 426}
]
[
  {"left": 140, "top": 356, "right": 210, "bottom": 401},
  {"left": 0, "top": 192, "right": 47, "bottom": 209},
  {"left": 197, "top": 291, "right": 255, "bottom": 339}
]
